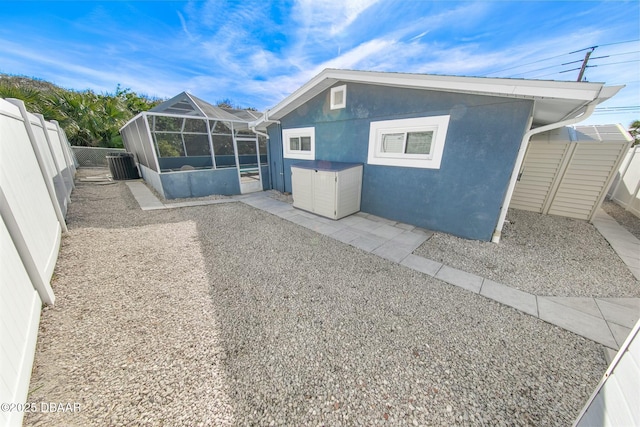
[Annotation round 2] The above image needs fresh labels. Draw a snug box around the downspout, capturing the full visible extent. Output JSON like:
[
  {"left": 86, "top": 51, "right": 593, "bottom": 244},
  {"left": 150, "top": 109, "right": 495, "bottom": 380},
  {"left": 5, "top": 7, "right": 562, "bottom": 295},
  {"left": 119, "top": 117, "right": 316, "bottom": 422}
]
[
  {"left": 491, "top": 101, "right": 599, "bottom": 243},
  {"left": 250, "top": 127, "right": 270, "bottom": 139}
]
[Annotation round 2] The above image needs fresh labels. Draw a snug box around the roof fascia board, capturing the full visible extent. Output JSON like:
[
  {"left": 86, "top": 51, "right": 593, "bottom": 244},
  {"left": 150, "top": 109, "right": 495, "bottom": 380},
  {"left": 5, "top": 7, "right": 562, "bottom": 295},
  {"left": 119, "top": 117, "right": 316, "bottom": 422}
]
[
  {"left": 326, "top": 69, "right": 605, "bottom": 101},
  {"left": 261, "top": 68, "right": 608, "bottom": 123}
]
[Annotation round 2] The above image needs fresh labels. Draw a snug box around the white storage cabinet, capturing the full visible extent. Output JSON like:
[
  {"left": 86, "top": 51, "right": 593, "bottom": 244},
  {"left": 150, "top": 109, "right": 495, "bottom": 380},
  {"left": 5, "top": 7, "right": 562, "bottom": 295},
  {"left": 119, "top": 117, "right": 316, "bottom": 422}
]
[{"left": 291, "top": 161, "right": 363, "bottom": 220}]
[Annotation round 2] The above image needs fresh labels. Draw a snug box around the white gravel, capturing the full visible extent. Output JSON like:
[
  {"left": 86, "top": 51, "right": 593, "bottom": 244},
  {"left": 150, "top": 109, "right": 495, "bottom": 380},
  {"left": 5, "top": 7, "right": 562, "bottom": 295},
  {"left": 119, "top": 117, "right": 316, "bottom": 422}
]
[
  {"left": 25, "top": 169, "right": 609, "bottom": 425},
  {"left": 413, "top": 208, "right": 639, "bottom": 297}
]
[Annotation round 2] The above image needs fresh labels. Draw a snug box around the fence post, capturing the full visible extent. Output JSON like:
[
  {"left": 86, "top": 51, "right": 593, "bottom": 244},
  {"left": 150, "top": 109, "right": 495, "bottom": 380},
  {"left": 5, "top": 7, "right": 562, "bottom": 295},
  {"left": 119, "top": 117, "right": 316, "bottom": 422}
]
[
  {"left": 51, "top": 120, "right": 76, "bottom": 189},
  {"left": 34, "top": 113, "right": 72, "bottom": 205}
]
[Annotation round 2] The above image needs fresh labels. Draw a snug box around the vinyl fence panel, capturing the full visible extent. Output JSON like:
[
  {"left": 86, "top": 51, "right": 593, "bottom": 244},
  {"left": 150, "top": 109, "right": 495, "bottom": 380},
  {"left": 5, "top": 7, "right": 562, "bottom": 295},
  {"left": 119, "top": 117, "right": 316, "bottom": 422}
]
[
  {"left": 44, "top": 119, "right": 74, "bottom": 198},
  {"left": 511, "top": 125, "right": 631, "bottom": 221},
  {"left": 574, "top": 320, "right": 640, "bottom": 426},
  {"left": 26, "top": 112, "right": 70, "bottom": 216},
  {"left": 0, "top": 218, "right": 42, "bottom": 427},
  {"left": 0, "top": 98, "right": 59, "bottom": 304},
  {"left": 610, "top": 147, "right": 640, "bottom": 218}
]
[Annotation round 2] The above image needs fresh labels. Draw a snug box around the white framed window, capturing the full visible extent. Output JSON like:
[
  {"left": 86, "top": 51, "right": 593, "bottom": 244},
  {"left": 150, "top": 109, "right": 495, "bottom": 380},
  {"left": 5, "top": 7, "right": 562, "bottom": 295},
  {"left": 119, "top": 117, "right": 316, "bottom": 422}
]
[
  {"left": 367, "top": 116, "right": 450, "bottom": 169},
  {"left": 283, "top": 127, "right": 315, "bottom": 160},
  {"left": 330, "top": 85, "right": 347, "bottom": 110}
]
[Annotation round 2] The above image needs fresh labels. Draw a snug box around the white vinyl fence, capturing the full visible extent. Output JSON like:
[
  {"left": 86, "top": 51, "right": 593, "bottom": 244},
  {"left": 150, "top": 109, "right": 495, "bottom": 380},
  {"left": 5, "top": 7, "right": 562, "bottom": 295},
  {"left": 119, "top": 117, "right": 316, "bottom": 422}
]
[
  {"left": 608, "top": 146, "right": 640, "bottom": 218},
  {"left": 0, "top": 98, "right": 75, "bottom": 427},
  {"left": 574, "top": 319, "right": 640, "bottom": 426},
  {"left": 511, "top": 124, "right": 632, "bottom": 221}
]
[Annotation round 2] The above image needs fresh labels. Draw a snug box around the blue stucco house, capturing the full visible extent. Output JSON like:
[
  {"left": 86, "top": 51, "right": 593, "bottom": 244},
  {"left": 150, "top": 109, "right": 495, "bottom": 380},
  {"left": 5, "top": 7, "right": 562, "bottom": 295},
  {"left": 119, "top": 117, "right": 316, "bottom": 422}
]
[{"left": 250, "top": 69, "right": 622, "bottom": 241}]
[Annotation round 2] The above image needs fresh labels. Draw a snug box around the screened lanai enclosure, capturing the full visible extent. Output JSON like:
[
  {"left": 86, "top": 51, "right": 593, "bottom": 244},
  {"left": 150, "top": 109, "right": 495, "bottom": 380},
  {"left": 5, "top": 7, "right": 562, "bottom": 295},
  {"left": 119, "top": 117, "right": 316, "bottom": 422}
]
[{"left": 120, "top": 92, "right": 269, "bottom": 198}]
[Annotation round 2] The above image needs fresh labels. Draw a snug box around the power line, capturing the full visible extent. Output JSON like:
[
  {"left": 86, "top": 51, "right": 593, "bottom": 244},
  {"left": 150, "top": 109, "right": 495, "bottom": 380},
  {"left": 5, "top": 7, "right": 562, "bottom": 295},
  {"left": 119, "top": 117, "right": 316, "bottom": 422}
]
[
  {"left": 483, "top": 39, "right": 640, "bottom": 77},
  {"left": 484, "top": 51, "right": 581, "bottom": 76},
  {"left": 603, "top": 50, "right": 640, "bottom": 58},
  {"left": 589, "top": 59, "right": 640, "bottom": 67},
  {"left": 596, "top": 39, "right": 640, "bottom": 48},
  {"left": 506, "top": 62, "right": 571, "bottom": 78}
]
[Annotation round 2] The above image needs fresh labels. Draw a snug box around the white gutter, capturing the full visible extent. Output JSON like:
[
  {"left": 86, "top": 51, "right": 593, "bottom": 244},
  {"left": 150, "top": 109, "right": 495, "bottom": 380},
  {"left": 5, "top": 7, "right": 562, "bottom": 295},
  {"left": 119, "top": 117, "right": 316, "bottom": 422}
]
[
  {"left": 491, "top": 101, "right": 598, "bottom": 243},
  {"left": 250, "top": 127, "right": 270, "bottom": 139}
]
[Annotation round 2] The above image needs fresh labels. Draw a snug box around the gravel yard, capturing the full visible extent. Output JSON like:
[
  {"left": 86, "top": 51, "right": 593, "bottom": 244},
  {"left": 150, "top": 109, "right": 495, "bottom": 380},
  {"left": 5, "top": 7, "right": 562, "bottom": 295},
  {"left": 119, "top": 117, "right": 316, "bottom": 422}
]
[
  {"left": 413, "top": 208, "right": 639, "bottom": 298},
  {"left": 26, "top": 170, "right": 610, "bottom": 425}
]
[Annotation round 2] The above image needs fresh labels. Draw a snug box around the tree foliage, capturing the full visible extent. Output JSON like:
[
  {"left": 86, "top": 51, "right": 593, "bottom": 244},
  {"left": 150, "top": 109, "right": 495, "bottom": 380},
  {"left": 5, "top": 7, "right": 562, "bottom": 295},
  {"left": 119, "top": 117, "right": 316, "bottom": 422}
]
[
  {"left": 629, "top": 120, "right": 640, "bottom": 146},
  {"left": 0, "top": 75, "right": 161, "bottom": 148}
]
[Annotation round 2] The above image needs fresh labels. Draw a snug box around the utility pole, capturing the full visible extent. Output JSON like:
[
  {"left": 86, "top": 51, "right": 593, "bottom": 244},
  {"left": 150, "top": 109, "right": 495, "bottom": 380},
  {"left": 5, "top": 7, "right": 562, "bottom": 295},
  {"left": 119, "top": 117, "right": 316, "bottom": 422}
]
[{"left": 577, "top": 47, "right": 595, "bottom": 81}]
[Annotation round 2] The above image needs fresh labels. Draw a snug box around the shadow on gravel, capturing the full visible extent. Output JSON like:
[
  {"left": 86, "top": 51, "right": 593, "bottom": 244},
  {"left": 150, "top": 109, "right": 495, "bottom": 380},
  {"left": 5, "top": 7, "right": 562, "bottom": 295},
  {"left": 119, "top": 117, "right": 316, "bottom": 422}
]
[{"left": 26, "top": 169, "right": 609, "bottom": 426}]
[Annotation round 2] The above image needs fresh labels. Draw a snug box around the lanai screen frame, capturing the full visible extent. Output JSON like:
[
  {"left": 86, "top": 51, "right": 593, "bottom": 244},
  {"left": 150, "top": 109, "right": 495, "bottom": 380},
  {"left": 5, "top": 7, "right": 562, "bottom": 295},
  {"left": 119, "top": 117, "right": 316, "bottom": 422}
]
[{"left": 122, "top": 111, "right": 268, "bottom": 174}]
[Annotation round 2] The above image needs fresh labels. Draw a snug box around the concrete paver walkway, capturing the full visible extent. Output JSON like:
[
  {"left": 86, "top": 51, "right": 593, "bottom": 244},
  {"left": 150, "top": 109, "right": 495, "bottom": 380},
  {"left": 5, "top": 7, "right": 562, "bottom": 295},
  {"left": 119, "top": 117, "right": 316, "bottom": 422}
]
[
  {"left": 126, "top": 182, "right": 640, "bottom": 351},
  {"left": 592, "top": 209, "right": 640, "bottom": 281}
]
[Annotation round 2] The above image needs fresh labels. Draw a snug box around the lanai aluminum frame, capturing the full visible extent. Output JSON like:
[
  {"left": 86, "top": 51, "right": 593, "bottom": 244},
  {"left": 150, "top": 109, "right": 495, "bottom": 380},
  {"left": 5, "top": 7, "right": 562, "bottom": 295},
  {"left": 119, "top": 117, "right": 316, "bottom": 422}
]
[{"left": 120, "top": 92, "right": 269, "bottom": 198}]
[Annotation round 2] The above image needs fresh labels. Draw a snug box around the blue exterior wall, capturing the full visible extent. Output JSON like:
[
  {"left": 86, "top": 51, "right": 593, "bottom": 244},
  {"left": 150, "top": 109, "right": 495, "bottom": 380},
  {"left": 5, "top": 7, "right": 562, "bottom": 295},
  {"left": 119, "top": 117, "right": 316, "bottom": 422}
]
[
  {"left": 260, "top": 165, "right": 270, "bottom": 191},
  {"left": 267, "top": 82, "right": 533, "bottom": 241},
  {"left": 267, "top": 127, "right": 285, "bottom": 192}
]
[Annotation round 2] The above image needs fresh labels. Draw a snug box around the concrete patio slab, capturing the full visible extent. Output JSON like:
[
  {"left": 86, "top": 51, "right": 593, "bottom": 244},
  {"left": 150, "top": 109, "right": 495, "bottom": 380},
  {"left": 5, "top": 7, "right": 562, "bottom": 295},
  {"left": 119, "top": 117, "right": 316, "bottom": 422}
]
[
  {"left": 543, "top": 297, "right": 603, "bottom": 319},
  {"left": 371, "top": 241, "right": 412, "bottom": 263},
  {"left": 287, "top": 214, "right": 315, "bottom": 228},
  {"left": 329, "top": 227, "right": 363, "bottom": 245},
  {"left": 389, "top": 230, "right": 431, "bottom": 250},
  {"left": 599, "top": 297, "right": 640, "bottom": 311},
  {"left": 620, "top": 255, "right": 640, "bottom": 269},
  {"left": 341, "top": 216, "right": 385, "bottom": 233},
  {"left": 363, "top": 214, "right": 399, "bottom": 226},
  {"left": 164, "top": 199, "right": 238, "bottom": 208},
  {"left": 595, "top": 298, "right": 640, "bottom": 329},
  {"left": 606, "top": 240, "right": 640, "bottom": 258},
  {"left": 125, "top": 181, "right": 165, "bottom": 210},
  {"left": 273, "top": 207, "right": 299, "bottom": 219},
  {"left": 314, "top": 221, "right": 348, "bottom": 237},
  {"left": 395, "top": 222, "right": 416, "bottom": 231},
  {"left": 538, "top": 297, "right": 617, "bottom": 349},
  {"left": 435, "top": 265, "right": 483, "bottom": 294},
  {"left": 400, "top": 254, "right": 442, "bottom": 277},
  {"left": 480, "top": 279, "right": 538, "bottom": 317},
  {"left": 369, "top": 223, "right": 406, "bottom": 240},
  {"left": 349, "top": 233, "right": 388, "bottom": 252},
  {"left": 592, "top": 209, "right": 640, "bottom": 281},
  {"left": 608, "top": 322, "right": 632, "bottom": 348}
]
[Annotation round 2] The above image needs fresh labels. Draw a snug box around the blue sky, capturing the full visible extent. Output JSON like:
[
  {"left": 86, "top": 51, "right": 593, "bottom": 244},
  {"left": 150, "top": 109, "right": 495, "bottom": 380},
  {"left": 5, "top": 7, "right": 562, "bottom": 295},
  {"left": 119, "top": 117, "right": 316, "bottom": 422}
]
[{"left": 1, "top": 1, "right": 638, "bottom": 126}]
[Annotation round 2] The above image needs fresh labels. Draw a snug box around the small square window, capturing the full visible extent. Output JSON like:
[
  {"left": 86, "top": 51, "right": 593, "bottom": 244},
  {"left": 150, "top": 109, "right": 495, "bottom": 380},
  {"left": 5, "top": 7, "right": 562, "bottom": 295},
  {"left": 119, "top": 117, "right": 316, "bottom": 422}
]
[
  {"left": 330, "top": 85, "right": 347, "bottom": 110},
  {"left": 283, "top": 127, "right": 315, "bottom": 160}
]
